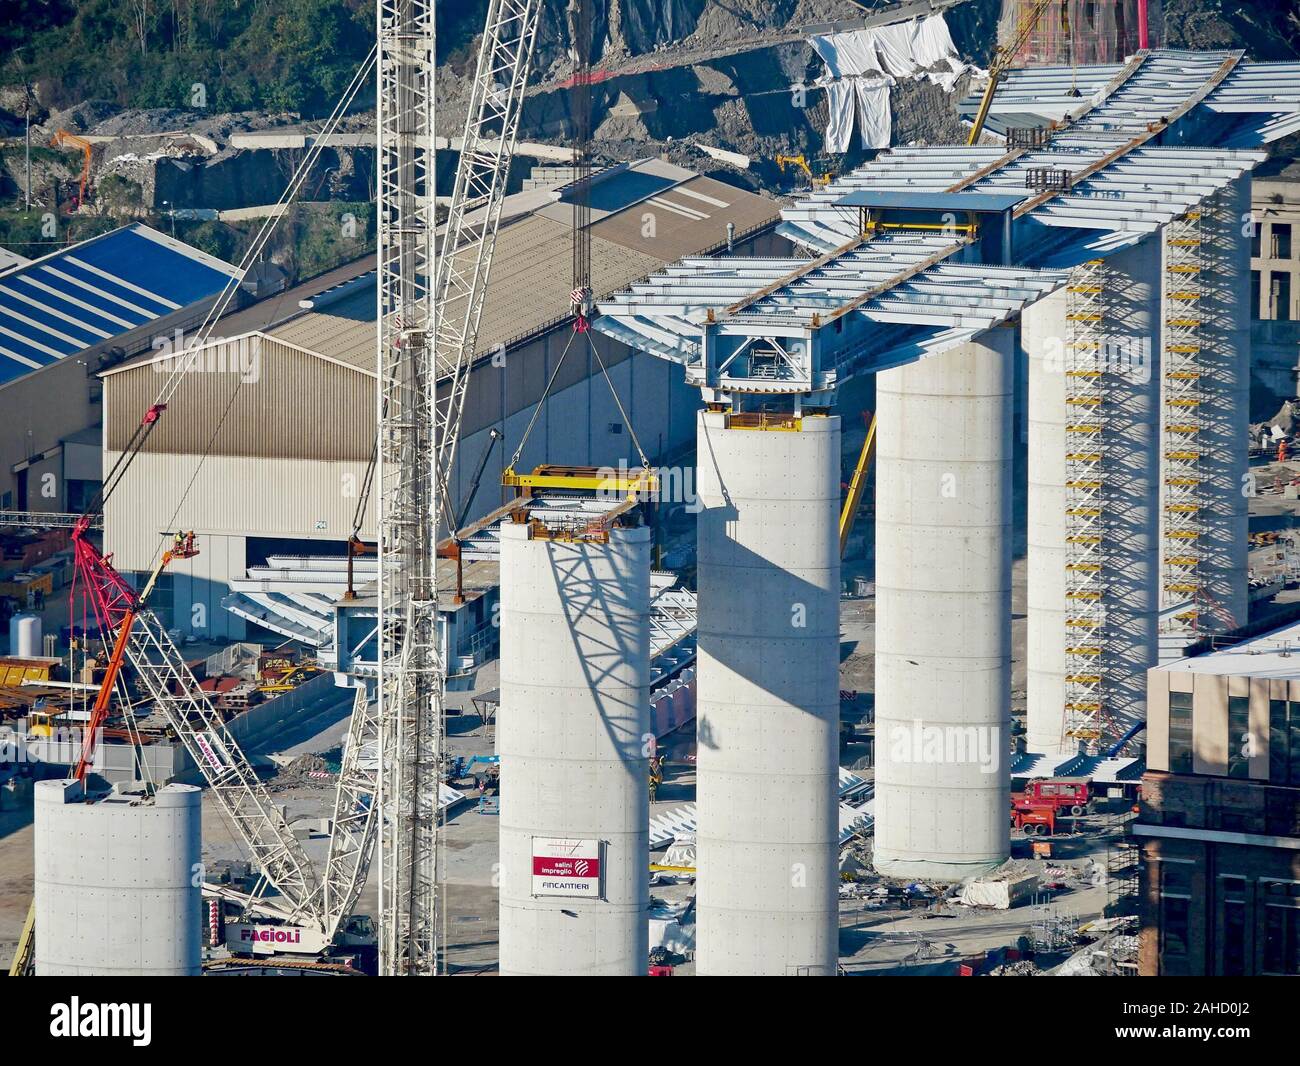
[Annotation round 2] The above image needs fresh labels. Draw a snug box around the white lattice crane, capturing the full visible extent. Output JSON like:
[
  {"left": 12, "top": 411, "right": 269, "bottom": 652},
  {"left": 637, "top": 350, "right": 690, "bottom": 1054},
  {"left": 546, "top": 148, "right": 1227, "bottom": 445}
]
[{"left": 375, "top": 0, "right": 544, "bottom": 976}]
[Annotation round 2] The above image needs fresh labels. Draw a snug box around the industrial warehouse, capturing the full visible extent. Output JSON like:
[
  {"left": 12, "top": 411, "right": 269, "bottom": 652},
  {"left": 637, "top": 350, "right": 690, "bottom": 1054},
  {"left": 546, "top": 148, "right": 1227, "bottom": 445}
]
[{"left": 1, "top": 0, "right": 1300, "bottom": 1002}]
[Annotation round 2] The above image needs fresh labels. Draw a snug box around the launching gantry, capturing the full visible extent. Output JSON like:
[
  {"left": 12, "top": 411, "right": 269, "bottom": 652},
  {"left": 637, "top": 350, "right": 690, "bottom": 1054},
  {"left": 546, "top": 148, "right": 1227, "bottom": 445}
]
[{"left": 595, "top": 48, "right": 1300, "bottom": 968}]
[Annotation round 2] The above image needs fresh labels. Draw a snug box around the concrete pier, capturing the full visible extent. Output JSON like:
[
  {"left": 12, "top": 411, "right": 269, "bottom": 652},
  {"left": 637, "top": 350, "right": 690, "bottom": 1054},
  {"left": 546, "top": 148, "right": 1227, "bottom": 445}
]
[
  {"left": 694, "top": 409, "right": 840, "bottom": 976},
  {"left": 497, "top": 520, "right": 650, "bottom": 975},
  {"left": 35, "top": 779, "right": 201, "bottom": 976},
  {"left": 872, "top": 330, "right": 1013, "bottom": 880}
]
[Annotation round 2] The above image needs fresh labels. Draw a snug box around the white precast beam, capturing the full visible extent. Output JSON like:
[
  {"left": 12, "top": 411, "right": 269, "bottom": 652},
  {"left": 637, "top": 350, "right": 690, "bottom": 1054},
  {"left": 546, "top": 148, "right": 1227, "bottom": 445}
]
[
  {"left": 872, "top": 328, "right": 1014, "bottom": 880},
  {"left": 694, "top": 411, "right": 840, "bottom": 976}
]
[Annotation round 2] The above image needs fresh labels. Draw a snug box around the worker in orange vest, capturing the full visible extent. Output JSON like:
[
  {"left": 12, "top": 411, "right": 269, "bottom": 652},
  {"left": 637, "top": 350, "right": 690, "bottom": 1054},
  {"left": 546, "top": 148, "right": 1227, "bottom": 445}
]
[{"left": 1280, "top": 439, "right": 1290, "bottom": 463}]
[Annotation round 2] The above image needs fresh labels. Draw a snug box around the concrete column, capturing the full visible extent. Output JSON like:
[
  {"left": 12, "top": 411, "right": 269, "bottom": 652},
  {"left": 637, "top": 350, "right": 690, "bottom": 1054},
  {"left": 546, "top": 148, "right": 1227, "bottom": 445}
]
[
  {"left": 498, "top": 520, "right": 650, "bottom": 976},
  {"left": 1025, "top": 238, "right": 1162, "bottom": 753},
  {"left": 694, "top": 410, "right": 840, "bottom": 976},
  {"left": 873, "top": 330, "right": 1013, "bottom": 880},
  {"left": 1024, "top": 288, "right": 1071, "bottom": 754},
  {"left": 35, "top": 780, "right": 201, "bottom": 976}
]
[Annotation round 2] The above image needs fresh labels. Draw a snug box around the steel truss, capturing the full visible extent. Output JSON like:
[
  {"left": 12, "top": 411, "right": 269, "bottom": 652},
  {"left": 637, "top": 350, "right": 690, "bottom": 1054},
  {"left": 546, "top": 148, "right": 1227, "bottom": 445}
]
[{"left": 376, "top": 0, "right": 542, "bottom": 976}]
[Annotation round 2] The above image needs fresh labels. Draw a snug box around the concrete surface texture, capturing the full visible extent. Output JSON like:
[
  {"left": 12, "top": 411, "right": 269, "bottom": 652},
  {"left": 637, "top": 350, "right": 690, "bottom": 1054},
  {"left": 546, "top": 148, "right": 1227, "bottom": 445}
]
[
  {"left": 693, "top": 410, "right": 840, "bottom": 976},
  {"left": 497, "top": 520, "right": 651, "bottom": 976},
  {"left": 1025, "top": 238, "right": 1162, "bottom": 754},
  {"left": 34, "top": 779, "right": 201, "bottom": 976},
  {"left": 872, "top": 330, "right": 1013, "bottom": 881}
]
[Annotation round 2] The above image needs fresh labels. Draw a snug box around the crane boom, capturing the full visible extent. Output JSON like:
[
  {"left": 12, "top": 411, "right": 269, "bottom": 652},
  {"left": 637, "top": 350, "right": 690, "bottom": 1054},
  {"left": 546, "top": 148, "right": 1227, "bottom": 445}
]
[
  {"left": 71, "top": 527, "right": 325, "bottom": 923},
  {"left": 967, "top": 0, "right": 1061, "bottom": 145},
  {"left": 376, "top": 0, "right": 544, "bottom": 976}
]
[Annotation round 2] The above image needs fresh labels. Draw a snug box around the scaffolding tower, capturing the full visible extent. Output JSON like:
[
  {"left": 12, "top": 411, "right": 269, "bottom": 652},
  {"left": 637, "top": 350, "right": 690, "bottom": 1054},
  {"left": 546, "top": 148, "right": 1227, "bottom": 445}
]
[
  {"left": 1062, "top": 258, "right": 1111, "bottom": 750},
  {"left": 1161, "top": 208, "right": 1206, "bottom": 634}
]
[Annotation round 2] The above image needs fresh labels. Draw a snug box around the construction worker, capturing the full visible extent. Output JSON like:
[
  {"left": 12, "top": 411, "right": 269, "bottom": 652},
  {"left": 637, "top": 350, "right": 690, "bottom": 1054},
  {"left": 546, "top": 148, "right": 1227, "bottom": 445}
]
[
  {"left": 1280, "top": 438, "right": 1290, "bottom": 463},
  {"left": 649, "top": 755, "right": 663, "bottom": 803},
  {"left": 173, "top": 531, "right": 185, "bottom": 554}
]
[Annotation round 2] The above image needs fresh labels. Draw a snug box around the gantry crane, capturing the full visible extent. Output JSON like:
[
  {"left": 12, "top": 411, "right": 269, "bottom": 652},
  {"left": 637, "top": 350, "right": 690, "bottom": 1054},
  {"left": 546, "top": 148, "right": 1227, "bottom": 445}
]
[{"left": 375, "top": 0, "right": 543, "bottom": 976}]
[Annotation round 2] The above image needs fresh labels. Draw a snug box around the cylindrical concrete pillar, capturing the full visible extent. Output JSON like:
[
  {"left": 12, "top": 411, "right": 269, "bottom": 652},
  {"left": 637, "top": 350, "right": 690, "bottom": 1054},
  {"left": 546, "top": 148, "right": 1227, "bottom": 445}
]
[
  {"left": 694, "top": 410, "right": 840, "bottom": 976},
  {"left": 498, "top": 520, "right": 651, "bottom": 976},
  {"left": 1025, "top": 238, "right": 1162, "bottom": 753},
  {"left": 35, "top": 779, "right": 201, "bottom": 976},
  {"left": 873, "top": 329, "right": 1013, "bottom": 880}
]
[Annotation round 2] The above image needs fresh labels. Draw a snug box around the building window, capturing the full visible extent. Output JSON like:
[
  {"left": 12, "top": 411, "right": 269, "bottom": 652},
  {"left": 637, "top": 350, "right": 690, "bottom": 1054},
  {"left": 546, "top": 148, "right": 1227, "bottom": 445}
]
[
  {"left": 1271, "top": 698, "right": 1290, "bottom": 784},
  {"left": 1273, "top": 273, "right": 1292, "bottom": 320},
  {"left": 150, "top": 573, "right": 175, "bottom": 632},
  {"left": 1252, "top": 270, "right": 1262, "bottom": 318},
  {"left": 1263, "top": 882, "right": 1300, "bottom": 976},
  {"left": 1274, "top": 223, "right": 1293, "bottom": 259},
  {"left": 1220, "top": 876, "right": 1248, "bottom": 977},
  {"left": 1228, "top": 694, "right": 1252, "bottom": 778},
  {"left": 1253, "top": 224, "right": 1262, "bottom": 259},
  {"left": 1161, "top": 895, "right": 1191, "bottom": 962},
  {"left": 1293, "top": 704, "right": 1300, "bottom": 786},
  {"left": 1169, "top": 690, "right": 1194, "bottom": 773}
]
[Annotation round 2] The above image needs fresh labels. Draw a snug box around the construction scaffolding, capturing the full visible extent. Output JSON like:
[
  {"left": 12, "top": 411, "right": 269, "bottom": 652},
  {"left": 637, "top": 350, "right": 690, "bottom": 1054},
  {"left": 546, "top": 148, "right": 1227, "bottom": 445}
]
[
  {"left": 1161, "top": 208, "right": 1207, "bottom": 634},
  {"left": 1062, "top": 258, "right": 1111, "bottom": 750},
  {"left": 998, "top": 0, "right": 1164, "bottom": 67}
]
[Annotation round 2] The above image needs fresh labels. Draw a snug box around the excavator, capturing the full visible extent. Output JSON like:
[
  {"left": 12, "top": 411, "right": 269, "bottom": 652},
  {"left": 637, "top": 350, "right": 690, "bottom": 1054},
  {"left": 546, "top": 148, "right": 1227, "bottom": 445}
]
[
  {"left": 49, "top": 129, "right": 94, "bottom": 210},
  {"left": 777, "top": 153, "right": 836, "bottom": 188}
]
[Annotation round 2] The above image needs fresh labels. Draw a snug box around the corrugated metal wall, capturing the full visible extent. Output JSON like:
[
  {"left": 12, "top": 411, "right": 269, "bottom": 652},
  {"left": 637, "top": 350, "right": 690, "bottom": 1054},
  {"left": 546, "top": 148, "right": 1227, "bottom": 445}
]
[
  {"left": 103, "top": 453, "right": 374, "bottom": 572},
  {"left": 105, "top": 336, "right": 373, "bottom": 461}
]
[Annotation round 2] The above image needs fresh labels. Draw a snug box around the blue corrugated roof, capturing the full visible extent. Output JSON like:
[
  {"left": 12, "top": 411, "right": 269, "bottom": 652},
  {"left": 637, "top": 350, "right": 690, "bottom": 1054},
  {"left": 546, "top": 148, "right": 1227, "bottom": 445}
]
[{"left": 0, "top": 224, "right": 241, "bottom": 384}]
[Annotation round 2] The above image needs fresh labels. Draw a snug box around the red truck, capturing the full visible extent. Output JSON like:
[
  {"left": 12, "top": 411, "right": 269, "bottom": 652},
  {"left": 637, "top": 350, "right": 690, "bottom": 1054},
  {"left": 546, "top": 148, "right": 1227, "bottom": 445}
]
[
  {"left": 1011, "top": 806, "right": 1056, "bottom": 835},
  {"left": 1012, "top": 778, "right": 1091, "bottom": 817}
]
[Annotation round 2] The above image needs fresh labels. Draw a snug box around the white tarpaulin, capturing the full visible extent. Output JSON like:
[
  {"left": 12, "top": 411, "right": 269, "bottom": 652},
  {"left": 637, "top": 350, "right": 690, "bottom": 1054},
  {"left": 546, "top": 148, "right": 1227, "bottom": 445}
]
[
  {"left": 813, "top": 14, "right": 967, "bottom": 153},
  {"left": 822, "top": 75, "right": 892, "bottom": 151},
  {"left": 824, "top": 77, "right": 858, "bottom": 153},
  {"left": 811, "top": 14, "right": 968, "bottom": 89},
  {"left": 854, "top": 78, "right": 892, "bottom": 149}
]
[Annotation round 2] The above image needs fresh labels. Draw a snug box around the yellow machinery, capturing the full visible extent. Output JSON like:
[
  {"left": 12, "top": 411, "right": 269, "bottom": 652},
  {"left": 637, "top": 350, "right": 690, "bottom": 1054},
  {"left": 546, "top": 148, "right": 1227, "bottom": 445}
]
[
  {"left": 258, "top": 662, "right": 321, "bottom": 695},
  {"left": 49, "top": 129, "right": 95, "bottom": 207},
  {"left": 838, "top": 413, "right": 878, "bottom": 558},
  {"left": 777, "top": 154, "right": 835, "bottom": 188},
  {"left": 967, "top": 0, "right": 1064, "bottom": 145},
  {"left": 501, "top": 464, "right": 657, "bottom": 499},
  {"left": 8, "top": 901, "right": 34, "bottom": 975}
]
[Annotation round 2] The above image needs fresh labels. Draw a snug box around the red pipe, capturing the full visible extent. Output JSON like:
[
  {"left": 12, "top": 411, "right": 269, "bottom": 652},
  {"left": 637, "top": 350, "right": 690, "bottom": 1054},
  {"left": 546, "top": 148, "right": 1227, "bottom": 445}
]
[{"left": 1137, "top": 0, "right": 1150, "bottom": 50}]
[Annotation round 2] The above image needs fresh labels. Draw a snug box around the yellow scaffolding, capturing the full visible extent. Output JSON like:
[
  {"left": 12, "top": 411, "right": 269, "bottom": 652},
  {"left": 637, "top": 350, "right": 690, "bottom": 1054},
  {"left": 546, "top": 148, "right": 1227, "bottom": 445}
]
[
  {"left": 1062, "top": 258, "right": 1110, "bottom": 748},
  {"left": 1161, "top": 209, "right": 1206, "bottom": 632}
]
